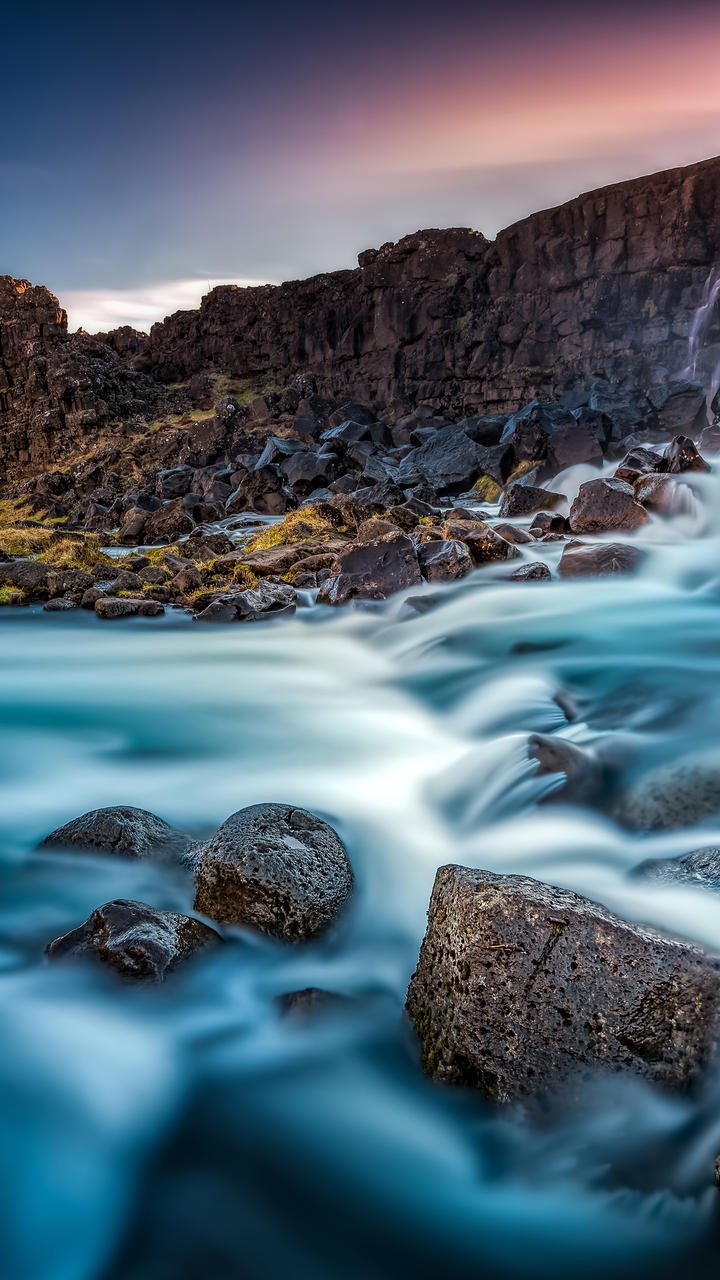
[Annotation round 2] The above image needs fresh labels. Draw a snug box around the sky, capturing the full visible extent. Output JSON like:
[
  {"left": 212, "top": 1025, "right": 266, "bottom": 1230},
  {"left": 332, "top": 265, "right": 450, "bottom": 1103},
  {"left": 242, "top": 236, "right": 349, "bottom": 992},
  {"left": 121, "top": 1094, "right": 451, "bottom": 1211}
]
[{"left": 3, "top": 0, "right": 720, "bottom": 331}]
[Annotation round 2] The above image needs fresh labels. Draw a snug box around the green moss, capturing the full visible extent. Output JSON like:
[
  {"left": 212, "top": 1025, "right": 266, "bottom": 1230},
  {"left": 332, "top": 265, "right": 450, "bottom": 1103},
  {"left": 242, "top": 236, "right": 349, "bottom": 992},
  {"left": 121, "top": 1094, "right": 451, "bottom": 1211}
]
[
  {"left": 507, "top": 459, "right": 537, "bottom": 484},
  {"left": 0, "top": 585, "right": 25, "bottom": 605},
  {"left": 471, "top": 475, "right": 502, "bottom": 502}
]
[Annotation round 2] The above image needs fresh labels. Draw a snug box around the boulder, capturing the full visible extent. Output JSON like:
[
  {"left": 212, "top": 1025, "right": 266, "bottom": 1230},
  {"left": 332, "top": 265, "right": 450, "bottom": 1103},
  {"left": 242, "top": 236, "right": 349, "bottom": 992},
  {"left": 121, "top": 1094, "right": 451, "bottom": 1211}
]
[
  {"left": 440, "top": 518, "right": 519, "bottom": 564},
  {"left": 117, "top": 506, "right": 149, "bottom": 543},
  {"left": 43, "top": 598, "right": 78, "bottom": 611},
  {"left": 0, "top": 559, "right": 50, "bottom": 595},
  {"left": 569, "top": 478, "right": 648, "bottom": 534},
  {"left": 155, "top": 466, "right": 195, "bottom": 498},
  {"left": 46, "top": 899, "right": 220, "bottom": 981},
  {"left": 317, "top": 532, "right": 421, "bottom": 605},
  {"left": 614, "top": 447, "right": 664, "bottom": 486},
  {"left": 498, "top": 484, "right": 564, "bottom": 518},
  {"left": 193, "top": 803, "right": 354, "bottom": 941},
  {"left": 143, "top": 498, "right": 194, "bottom": 544},
  {"left": 194, "top": 581, "right": 296, "bottom": 622},
  {"left": 396, "top": 426, "right": 493, "bottom": 494},
  {"left": 39, "top": 804, "right": 191, "bottom": 859},
  {"left": 633, "top": 473, "right": 690, "bottom": 515},
  {"left": 406, "top": 865, "right": 720, "bottom": 1103},
  {"left": 647, "top": 382, "right": 706, "bottom": 435},
  {"left": 509, "top": 561, "right": 551, "bottom": 581},
  {"left": 528, "top": 511, "right": 570, "bottom": 539},
  {"left": 493, "top": 522, "right": 534, "bottom": 546},
  {"left": 417, "top": 539, "right": 473, "bottom": 583},
  {"left": 557, "top": 540, "right": 645, "bottom": 578},
  {"left": 662, "top": 434, "right": 711, "bottom": 475},
  {"left": 95, "top": 597, "right": 165, "bottom": 619}
]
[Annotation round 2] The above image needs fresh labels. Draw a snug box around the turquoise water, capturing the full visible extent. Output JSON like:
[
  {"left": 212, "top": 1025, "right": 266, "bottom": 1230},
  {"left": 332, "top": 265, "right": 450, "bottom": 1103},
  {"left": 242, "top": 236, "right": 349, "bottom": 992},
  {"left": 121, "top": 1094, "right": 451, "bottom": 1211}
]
[{"left": 3, "top": 464, "right": 720, "bottom": 1277}]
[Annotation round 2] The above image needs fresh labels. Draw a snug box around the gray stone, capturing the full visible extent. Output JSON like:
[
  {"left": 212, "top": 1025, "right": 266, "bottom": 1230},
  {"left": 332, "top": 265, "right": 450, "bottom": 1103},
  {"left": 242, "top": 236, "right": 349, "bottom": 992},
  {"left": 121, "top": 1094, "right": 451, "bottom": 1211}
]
[
  {"left": 406, "top": 865, "right": 720, "bottom": 1103},
  {"left": 39, "top": 804, "right": 191, "bottom": 859},
  {"left": 46, "top": 899, "right": 220, "bottom": 981},
  {"left": 194, "top": 802, "right": 354, "bottom": 941}
]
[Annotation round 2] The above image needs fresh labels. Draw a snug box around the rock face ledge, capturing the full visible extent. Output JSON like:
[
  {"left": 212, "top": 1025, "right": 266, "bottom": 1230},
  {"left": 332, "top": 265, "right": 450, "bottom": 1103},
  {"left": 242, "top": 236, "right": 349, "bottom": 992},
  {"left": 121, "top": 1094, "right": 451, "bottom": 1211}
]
[{"left": 406, "top": 865, "right": 720, "bottom": 1103}]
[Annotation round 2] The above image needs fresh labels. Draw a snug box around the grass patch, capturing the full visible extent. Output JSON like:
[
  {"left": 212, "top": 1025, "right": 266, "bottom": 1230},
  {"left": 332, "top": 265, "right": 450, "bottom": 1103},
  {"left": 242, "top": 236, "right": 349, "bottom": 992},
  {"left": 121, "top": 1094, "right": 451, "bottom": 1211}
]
[
  {"left": 245, "top": 507, "right": 338, "bottom": 552},
  {"left": 0, "top": 585, "right": 25, "bottom": 605}
]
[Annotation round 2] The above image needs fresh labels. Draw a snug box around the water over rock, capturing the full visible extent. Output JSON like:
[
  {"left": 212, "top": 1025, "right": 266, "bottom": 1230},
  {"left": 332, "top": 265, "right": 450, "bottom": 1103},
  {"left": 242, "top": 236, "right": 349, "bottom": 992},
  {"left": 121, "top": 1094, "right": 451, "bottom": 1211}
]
[{"left": 46, "top": 899, "right": 220, "bottom": 981}]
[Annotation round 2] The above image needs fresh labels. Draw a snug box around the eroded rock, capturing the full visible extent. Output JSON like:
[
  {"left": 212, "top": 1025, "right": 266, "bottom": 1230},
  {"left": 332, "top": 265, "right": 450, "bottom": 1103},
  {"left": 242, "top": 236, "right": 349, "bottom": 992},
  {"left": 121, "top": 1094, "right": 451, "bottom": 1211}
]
[
  {"left": 193, "top": 803, "right": 354, "bottom": 941},
  {"left": 406, "top": 865, "right": 720, "bottom": 1102},
  {"left": 39, "top": 805, "right": 191, "bottom": 859}
]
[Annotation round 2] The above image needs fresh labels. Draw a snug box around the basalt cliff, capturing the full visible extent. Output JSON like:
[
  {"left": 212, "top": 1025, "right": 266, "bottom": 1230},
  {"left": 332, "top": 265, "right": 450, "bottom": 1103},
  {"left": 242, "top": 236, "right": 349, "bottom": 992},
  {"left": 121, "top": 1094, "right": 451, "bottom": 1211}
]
[{"left": 3, "top": 154, "right": 720, "bottom": 483}]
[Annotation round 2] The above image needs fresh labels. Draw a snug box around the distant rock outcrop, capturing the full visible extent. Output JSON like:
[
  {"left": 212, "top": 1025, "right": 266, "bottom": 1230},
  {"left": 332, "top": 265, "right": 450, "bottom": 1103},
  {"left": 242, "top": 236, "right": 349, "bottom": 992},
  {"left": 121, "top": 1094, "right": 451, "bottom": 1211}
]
[{"left": 142, "top": 156, "right": 720, "bottom": 413}]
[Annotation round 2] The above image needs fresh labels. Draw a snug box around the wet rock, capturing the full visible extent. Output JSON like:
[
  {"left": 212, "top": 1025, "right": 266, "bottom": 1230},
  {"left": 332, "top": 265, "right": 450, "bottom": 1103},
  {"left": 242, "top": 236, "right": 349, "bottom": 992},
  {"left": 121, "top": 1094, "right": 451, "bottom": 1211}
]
[
  {"left": 528, "top": 511, "right": 570, "bottom": 539},
  {"left": 406, "top": 865, "right": 720, "bottom": 1103},
  {"left": 417, "top": 539, "right": 473, "bottom": 582},
  {"left": 156, "top": 466, "right": 195, "bottom": 498},
  {"left": 632, "top": 847, "right": 720, "bottom": 890},
  {"left": 95, "top": 597, "right": 165, "bottom": 619},
  {"left": 614, "top": 447, "right": 664, "bottom": 486},
  {"left": 396, "top": 426, "right": 501, "bottom": 494},
  {"left": 441, "top": 518, "right": 519, "bottom": 564},
  {"left": 509, "top": 561, "right": 551, "bottom": 581},
  {"left": 0, "top": 559, "right": 50, "bottom": 595},
  {"left": 193, "top": 803, "right": 354, "bottom": 941},
  {"left": 493, "top": 522, "right": 534, "bottom": 545},
  {"left": 569, "top": 478, "right": 648, "bottom": 534},
  {"left": 633, "top": 473, "right": 691, "bottom": 515},
  {"left": 557, "top": 540, "right": 645, "bottom": 578},
  {"left": 662, "top": 434, "right": 711, "bottom": 475},
  {"left": 276, "top": 987, "right": 349, "bottom": 1019},
  {"left": 40, "top": 804, "right": 191, "bottom": 859},
  {"left": 43, "top": 598, "right": 78, "bottom": 611},
  {"left": 498, "top": 483, "right": 564, "bottom": 518},
  {"left": 45, "top": 567, "right": 94, "bottom": 599},
  {"left": 46, "top": 899, "right": 220, "bottom": 981},
  {"left": 615, "top": 757, "right": 720, "bottom": 832},
  {"left": 143, "top": 498, "right": 194, "bottom": 544},
  {"left": 194, "top": 580, "right": 297, "bottom": 622},
  {"left": 528, "top": 733, "right": 601, "bottom": 802},
  {"left": 317, "top": 532, "right": 421, "bottom": 605},
  {"left": 80, "top": 586, "right": 105, "bottom": 609}
]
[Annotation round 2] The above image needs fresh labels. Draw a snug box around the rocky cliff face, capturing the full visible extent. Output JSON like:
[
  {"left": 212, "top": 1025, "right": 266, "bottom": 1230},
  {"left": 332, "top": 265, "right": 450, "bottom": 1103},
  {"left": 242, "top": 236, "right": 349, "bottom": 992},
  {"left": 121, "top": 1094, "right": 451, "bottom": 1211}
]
[
  {"left": 143, "top": 156, "right": 720, "bottom": 413},
  {"left": 0, "top": 278, "right": 166, "bottom": 478}
]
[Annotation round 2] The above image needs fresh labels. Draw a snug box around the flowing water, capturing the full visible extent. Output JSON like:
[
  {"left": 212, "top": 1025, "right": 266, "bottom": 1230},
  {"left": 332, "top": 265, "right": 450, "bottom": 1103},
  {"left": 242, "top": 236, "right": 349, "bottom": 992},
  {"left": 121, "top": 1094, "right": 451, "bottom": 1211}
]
[{"left": 6, "top": 463, "right": 720, "bottom": 1278}]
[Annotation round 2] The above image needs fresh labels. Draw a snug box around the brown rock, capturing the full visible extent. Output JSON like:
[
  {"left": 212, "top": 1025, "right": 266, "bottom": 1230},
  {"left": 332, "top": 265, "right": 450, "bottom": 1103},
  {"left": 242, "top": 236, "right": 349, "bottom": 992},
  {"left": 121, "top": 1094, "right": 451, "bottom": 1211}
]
[
  {"left": 441, "top": 518, "right": 519, "bottom": 564},
  {"left": 317, "top": 532, "right": 421, "bottom": 605},
  {"left": 569, "top": 478, "right": 648, "bottom": 535},
  {"left": 406, "top": 865, "right": 720, "bottom": 1103},
  {"left": 498, "top": 483, "right": 564, "bottom": 518},
  {"left": 557, "top": 540, "right": 645, "bottom": 578},
  {"left": 417, "top": 539, "right": 473, "bottom": 582}
]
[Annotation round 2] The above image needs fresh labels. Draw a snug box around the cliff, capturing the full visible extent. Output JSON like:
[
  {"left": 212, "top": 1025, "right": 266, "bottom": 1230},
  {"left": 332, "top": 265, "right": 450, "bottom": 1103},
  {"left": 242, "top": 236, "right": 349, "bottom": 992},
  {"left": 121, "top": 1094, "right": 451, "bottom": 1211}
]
[{"left": 143, "top": 155, "right": 720, "bottom": 412}]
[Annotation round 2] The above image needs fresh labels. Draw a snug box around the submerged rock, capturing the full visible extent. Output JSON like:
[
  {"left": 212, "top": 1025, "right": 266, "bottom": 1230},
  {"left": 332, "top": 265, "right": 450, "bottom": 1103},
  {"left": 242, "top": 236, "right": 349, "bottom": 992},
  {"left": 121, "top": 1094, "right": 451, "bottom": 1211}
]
[
  {"left": 615, "top": 758, "right": 720, "bottom": 832},
  {"left": 46, "top": 899, "right": 220, "bottom": 981},
  {"left": 632, "top": 847, "right": 720, "bottom": 890},
  {"left": 39, "top": 805, "right": 191, "bottom": 860},
  {"left": 193, "top": 803, "right": 354, "bottom": 940},
  {"left": 406, "top": 865, "right": 720, "bottom": 1103},
  {"left": 276, "top": 987, "right": 349, "bottom": 1019}
]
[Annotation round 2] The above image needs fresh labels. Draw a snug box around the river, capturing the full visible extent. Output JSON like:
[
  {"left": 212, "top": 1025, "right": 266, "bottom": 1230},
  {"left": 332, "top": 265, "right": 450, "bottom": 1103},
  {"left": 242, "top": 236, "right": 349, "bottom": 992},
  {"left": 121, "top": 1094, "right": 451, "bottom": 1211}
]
[{"left": 3, "top": 459, "right": 720, "bottom": 1278}]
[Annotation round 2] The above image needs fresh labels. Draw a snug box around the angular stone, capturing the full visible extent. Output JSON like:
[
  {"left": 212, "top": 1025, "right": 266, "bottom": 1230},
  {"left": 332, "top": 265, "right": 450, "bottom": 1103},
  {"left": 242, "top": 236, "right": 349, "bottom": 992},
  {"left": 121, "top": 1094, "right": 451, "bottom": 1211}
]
[
  {"left": 193, "top": 803, "right": 354, "bottom": 940},
  {"left": 406, "top": 865, "right": 720, "bottom": 1103},
  {"left": 662, "top": 434, "right": 711, "bottom": 475},
  {"left": 441, "top": 518, "right": 519, "bottom": 564},
  {"left": 46, "top": 899, "right": 220, "bottom": 981},
  {"left": 498, "top": 484, "right": 564, "bottom": 518},
  {"left": 509, "top": 561, "right": 551, "bottom": 581},
  {"left": 569, "top": 478, "right": 648, "bottom": 534},
  {"left": 417, "top": 539, "right": 473, "bottom": 582},
  {"left": 317, "top": 532, "right": 421, "bottom": 605},
  {"left": 557, "top": 540, "right": 645, "bottom": 578}
]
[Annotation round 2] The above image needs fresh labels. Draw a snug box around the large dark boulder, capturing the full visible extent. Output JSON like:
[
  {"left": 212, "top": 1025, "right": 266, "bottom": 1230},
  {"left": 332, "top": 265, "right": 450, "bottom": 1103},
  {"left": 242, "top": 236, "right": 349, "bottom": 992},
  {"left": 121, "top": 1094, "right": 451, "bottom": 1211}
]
[
  {"left": 569, "top": 478, "right": 648, "bottom": 534},
  {"left": 557, "top": 540, "right": 645, "bottom": 578},
  {"left": 46, "top": 899, "right": 220, "bottom": 981},
  {"left": 317, "top": 532, "right": 421, "bottom": 605},
  {"left": 39, "top": 805, "right": 191, "bottom": 859},
  {"left": 498, "top": 483, "right": 564, "bottom": 518},
  {"left": 396, "top": 426, "right": 493, "bottom": 494},
  {"left": 647, "top": 381, "right": 707, "bottom": 435},
  {"left": 406, "top": 865, "right": 720, "bottom": 1103},
  {"left": 143, "top": 498, "right": 194, "bottom": 544},
  {"left": 155, "top": 466, "right": 195, "bottom": 498},
  {"left": 441, "top": 518, "right": 519, "bottom": 564},
  {"left": 417, "top": 539, "right": 473, "bottom": 583},
  {"left": 193, "top": 803, "right": 354, "bottom": 941},
  {"left": 662, "top": 434, "right": 711, "bottom": 474},
  {"left": 194, "top": 580, "right": 297, "bottom": 623}
]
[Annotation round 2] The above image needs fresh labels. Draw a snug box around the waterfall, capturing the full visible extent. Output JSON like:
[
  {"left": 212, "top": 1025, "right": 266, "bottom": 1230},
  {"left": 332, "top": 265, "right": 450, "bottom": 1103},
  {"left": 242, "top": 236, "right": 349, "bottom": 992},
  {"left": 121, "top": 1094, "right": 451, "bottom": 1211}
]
[{"left": 685, "top": 264, "right": 720, "bottom": 422}]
